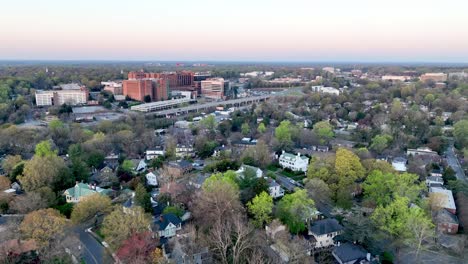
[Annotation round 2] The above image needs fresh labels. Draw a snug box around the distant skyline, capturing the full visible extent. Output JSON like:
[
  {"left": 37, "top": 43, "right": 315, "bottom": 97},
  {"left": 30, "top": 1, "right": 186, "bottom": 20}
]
[{"left": 1, "top": 0, "right": 468, "bottom": 62}]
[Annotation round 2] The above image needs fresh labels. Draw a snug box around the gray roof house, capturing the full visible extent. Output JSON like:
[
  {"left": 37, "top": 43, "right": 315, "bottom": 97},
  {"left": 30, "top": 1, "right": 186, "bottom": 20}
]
[
  {"left": 154, "top": 213, "right": 182, "bottom": 238},
  {"left": 332, "top": 243, "right": 370, "bottom": 264}
]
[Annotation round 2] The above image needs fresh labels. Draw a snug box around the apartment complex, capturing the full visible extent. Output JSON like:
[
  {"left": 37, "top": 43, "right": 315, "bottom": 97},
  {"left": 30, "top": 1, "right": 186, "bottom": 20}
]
[
  {"left": 201, "top": 78, "right": 230, "bottom": 100},
  {"left": 35, "top": 87, "right": 88, "bottom": 106}
]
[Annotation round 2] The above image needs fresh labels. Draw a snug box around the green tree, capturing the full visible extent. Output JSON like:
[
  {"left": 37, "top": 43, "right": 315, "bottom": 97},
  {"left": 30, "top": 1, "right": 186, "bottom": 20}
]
[
  {"left": 312, "top": 121, "right": 334, "bottom": 144},
  {"left": 276, "top": 189, "right": 315, "bottom": 234},
  {"left": 257, "top": 123, "right": 266, "bottom": 134},
  {"left": 372, "top": 196, "right": 434, "bottom": 256},
  {"left": 203, "top": 170, "right": 239, "bottom": 192},
  {"left": 453, "top": 120, "right": 468, "bottom": 148},
  {"left": 121, "top": 160, "right": 134, "bottom": 173},
  {"left": 335, "top": 148, "right": 365, "bottom": 181},
  {"left": 71, "top": 194, "right": 112, "bottom": 223},
  {"left": 247, "top": 191, "right": 273, "bottom": 227},
  {"left": 18, "top": 155, "right": 68, "bottom": 192},
  {"left": 35, "top": 140, "right": 58, "bottom": 157},
  {"left": 363, "top": 170, "right": 395, "bottom": 206},
  {"left": 363, "top": 171, "right": 424, "bottom": 206},
  {"left": 135, "top": 183, "right": 152, "bottom": 213},
  {"left": 102, "top": 206, "right": 151, "bottom": 250},
  {"left": 275, "top": 120, "right": 293, "bottom": 147},
  {"left": 370, "top": 134, "right": 392, "bottom": 154},
  {"left": 162, "top": 205, "right": 185, "bottom": 217},
  {"left": 200, "top": 115, "right": 216, "bottom": 131},
  {"left": 424, "top": 93, "right": 435, "bottom": 106},
  {"left": 362, "top": 159, "right": 396, "bottom": 174},
  {"left": 241, "top": 122, "right": 250, "bottom": 135}
]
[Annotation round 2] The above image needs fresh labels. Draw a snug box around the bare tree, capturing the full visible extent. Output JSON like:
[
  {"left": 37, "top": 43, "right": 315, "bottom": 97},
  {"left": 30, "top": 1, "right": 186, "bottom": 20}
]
[{"left": 10, "top": 192, "right": 48, "bottom": 214}]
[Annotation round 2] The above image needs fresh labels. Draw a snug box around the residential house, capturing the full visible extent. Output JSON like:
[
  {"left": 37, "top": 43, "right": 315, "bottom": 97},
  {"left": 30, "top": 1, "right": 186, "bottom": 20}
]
[
  {"left": 146, "top": 171, "right": 158, "bottom": 186},
  {"left": 104, "top": 152, "right": 119, "bottom": 169},
  {"left": 166, "top": 160, "right": 193, "bottom": 178},
  {"left": 278, "top": 151, "right": 309, "bottom": 172},
  {"left": 308, "top": 218, "right": 344, "bottom": 248},
  {"left": 64, "top": 182, "right": 111, "bottom": 203},
  {"left": 332, "top": 243, "right": 371, "bottom": 264},
  {"left": 131, "top": 159, "right": 147, "bottom": 173},
  {"left": 426, "top": 176, "right": 444, "bottom": 187},
  {"left": 154, "top": 213, "right": 182, "bottom": 238},
  {"left": 429, "top": 187, "right": 456, "bottom": 214},
  {"left": 316, "top": 145, "right": 330, "bottom": 152},
  {"left": 232, "top": 138, "right": 257, "bottom": 150},
  {"left": 430, "top": 169, "right": 443, "bottom": 177},
  {"left": 176, "top": 145, "right": 195, "bottom": 158},
  {"left": 267, "top": 178, "right": 285, "bottom": 198},
  {"left": 91, "top": 165, "right": 117, "bottom": 188},
  {"left": 146, "top": 148, "right": 165, "bottom": 160},
  {"left": 407, "top": 147, "right": 439, "bottom": 159},
  {"left": 392, "top": 157, "right": 407, "bottom": 172},
  {"left": 236, "top": 164, "right": 263, "bottom": 178},
  {"left": 434, "top": 209, "right": 459, "bottom": 234},
  {"left": 189, "top": 173, "right": 209, "bottom": 189},
  {"left": 168, "top": 233, "right": 211, "bottom": 264}
]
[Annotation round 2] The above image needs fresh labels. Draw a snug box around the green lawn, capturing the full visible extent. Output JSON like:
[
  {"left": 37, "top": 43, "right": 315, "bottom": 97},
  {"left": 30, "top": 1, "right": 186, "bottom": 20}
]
[{"left": 266, "top": 164, "right": 280, "bottom": 172}]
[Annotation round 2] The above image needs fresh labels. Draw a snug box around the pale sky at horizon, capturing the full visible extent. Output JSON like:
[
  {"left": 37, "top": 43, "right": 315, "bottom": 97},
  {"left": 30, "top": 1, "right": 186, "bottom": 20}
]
[{"left": 1, "top": 0, "right": 468, "bottom": 62}]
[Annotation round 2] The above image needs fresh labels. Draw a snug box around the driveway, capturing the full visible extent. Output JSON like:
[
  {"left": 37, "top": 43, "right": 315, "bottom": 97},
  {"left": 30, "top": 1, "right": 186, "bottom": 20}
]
[
  {"left": 445, "top": 145, "right": 466, "bottom": 182},
  {"left": 74, "top": 227, "right": 114, "bottom": 264},
  {"left": 275, "top": 175, "right": 301, "bottom": 192}
]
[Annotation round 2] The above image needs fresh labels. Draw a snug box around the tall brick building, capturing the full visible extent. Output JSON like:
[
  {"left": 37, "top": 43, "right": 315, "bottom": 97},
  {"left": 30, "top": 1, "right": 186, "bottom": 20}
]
[
  {"left": 124, "top": 71, "right": 195, "bottom": 101},
  {"left": 123, "top": 72, "right": 170, "bottom": 102}
]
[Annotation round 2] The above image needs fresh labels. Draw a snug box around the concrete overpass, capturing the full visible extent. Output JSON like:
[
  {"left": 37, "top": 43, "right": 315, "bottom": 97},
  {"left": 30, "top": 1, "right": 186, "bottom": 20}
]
[{"left": 145, "top": 95, "right": 271, "bottom": 116}]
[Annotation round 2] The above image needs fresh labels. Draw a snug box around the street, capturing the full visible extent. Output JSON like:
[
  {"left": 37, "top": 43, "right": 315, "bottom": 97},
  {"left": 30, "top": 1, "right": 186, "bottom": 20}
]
[
  {"left": 275, "top": 175, "right": 300, "bottom": 192},
  {"left": 445, "top": 145, "right": 466, "bottom": 182},
  {"left": 74, "top": 227, "right": 114, "bottom": 264}
]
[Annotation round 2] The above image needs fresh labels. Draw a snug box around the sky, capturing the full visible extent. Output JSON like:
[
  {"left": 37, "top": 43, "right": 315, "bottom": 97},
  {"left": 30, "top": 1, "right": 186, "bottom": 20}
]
[{"left": 1, "top": 0, "right": 468, "bottom": 62}]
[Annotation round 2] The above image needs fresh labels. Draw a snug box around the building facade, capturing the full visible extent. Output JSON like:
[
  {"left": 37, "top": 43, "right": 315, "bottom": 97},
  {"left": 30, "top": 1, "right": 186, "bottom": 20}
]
[
  {"left": 279, "top": 151, "right": 309, "bottom": 172},
  {"left": 201, "top": 78, "right": 229, "bottom": 99},
  {"left": 35, "top": 89, "right": 88, "bottom": 106}
]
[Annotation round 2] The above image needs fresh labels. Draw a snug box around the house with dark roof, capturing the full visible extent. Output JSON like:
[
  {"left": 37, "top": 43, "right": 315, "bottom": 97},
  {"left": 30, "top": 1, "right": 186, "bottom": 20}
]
[
  {"left": 308, "top": 218, "right": 343, "bottom": 248},
  {"left": 166, "top": 160, "right": 193, "bottom": 178},
  {"left": 434, "top": 209, "right": 459, "bottom": 234},
  {"left": 332, "top": 243, "right": 370, "bottom": 264},
  {"left": 153, "top": 213, "right": 182, "bottom": 238}
]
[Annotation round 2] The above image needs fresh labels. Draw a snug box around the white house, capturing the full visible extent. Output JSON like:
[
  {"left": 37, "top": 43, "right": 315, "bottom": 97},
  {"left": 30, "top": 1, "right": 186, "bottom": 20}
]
[
  {"left": 176, "top": 144, "right": 195, "bottom": 158},
  {"left": 236, "top": 164, "right": 263, "bottom": 178},
  {"left": 154, "top": 214, "right": 182, "bottom": 238},
  {"left": 311, "top": 85, "right": 340, "bottom": 95},
  {"left": 267, "top": 178, "right": 284, "bottom": 198},
  {"left": 391, "top": 157, "right": 407, "bottom": 172},
  {"left": 279, "top": 151, "right": 309, "bottom": 172},
  {"left": 146, "top": 172, "right": 158, "bottom": 186},
  {"left": 308, "top": 219, "right": 343, "bottom": 248},
  {"left": 146, "top": 149, "right": 165, "bottom": 160}
]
